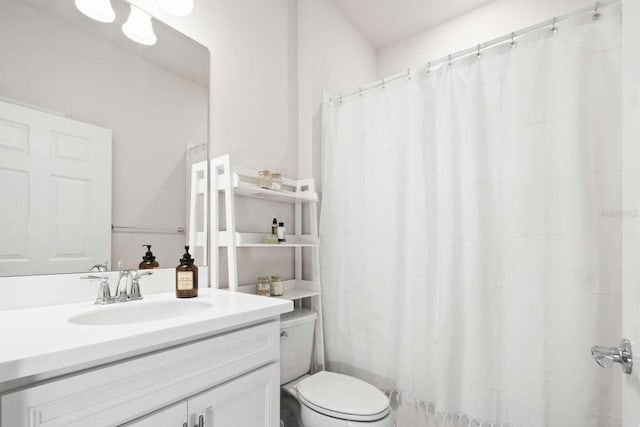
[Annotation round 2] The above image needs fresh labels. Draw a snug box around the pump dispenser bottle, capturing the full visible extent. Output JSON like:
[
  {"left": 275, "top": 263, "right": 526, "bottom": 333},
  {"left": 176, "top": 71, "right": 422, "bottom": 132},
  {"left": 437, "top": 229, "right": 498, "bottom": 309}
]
[
  {"left": 139, "top": 245, "right": 159, "bottom": 269},
  {"left": 176, "top": 246, "right": 198, "bottom": 298}
]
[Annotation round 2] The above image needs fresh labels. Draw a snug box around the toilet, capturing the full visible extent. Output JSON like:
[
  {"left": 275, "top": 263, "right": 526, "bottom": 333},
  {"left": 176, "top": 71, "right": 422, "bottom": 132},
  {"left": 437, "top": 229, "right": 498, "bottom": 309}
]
[{"left": 280, "top": 308, "right": 395, "bottom": 427}]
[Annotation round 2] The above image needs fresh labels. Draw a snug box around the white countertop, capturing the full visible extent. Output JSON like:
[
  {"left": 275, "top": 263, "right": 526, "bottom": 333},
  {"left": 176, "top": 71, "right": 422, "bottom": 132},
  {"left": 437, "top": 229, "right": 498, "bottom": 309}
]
[{"left": 0, "top": 289, "right": 292, "bottom": 385}]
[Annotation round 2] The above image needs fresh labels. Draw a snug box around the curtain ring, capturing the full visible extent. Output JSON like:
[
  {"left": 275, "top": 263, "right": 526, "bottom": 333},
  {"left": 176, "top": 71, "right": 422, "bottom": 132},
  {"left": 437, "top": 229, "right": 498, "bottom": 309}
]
[
  {"left": 551, "top": 17, "right": 558, "bottom": 33},
  {"left": 510, "top": 32, "right": 517, "bottom": 48},
  {"left": 448, "top": 54, "right": 452, "bottom": 67},
  {"left": 407, "top": 68, "right": 411, "bottom": 80},
  {"left": 426, "top": 61, "right": 431, "bottom": 75},
  {"left": 382, "top": 77, "right": 386, "bottom": 89},
  {"left": 339, "top": 94, "right": 343, "bottom": 104},
  {"left": 593, "top": 1, "right": 601, "bottom": 20},
  {"left": 358, "top": 86, "right": 362, "bottom": 96},
  {"left": 476, "top": 43, "right": 482, "bottom": 59}
]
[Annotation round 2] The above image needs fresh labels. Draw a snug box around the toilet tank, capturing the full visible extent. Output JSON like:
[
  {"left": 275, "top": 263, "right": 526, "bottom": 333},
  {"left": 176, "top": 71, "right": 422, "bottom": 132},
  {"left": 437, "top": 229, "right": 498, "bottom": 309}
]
[{"left": 280, "top": 308, "right": 318, "bottom": 385}]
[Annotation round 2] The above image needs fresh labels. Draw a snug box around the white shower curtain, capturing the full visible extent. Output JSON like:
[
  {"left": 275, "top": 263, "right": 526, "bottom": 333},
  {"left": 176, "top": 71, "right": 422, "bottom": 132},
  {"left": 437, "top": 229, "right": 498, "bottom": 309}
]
[{"left": 320, "top": 5, "right": 622, "bottom": 427}]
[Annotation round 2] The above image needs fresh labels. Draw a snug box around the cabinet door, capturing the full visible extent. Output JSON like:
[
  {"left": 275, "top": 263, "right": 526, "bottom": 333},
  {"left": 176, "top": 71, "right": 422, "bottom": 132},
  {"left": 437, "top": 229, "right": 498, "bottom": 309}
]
[
  {"left": 187, "top": 363, "right": 280, "bottom": 427},
  {"left": 121, "top": 402, "right": 187, "bottom": 427}
]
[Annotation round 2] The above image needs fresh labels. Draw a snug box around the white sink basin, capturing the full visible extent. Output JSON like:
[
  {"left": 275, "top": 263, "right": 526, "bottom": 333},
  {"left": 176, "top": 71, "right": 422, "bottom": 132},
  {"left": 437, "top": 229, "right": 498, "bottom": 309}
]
[{"left": 69, "top": 299, "right": 212, "bottom": 326}]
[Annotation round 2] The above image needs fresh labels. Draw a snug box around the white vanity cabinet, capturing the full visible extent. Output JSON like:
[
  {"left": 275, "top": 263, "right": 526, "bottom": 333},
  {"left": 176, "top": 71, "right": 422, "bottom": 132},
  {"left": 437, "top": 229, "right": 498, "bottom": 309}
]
[
  {"left": 124, "top": 364, "right": 279, "bottom": 427},
  {"left": 186, "top": 363, "right": 279, "bottom": 427},
  {"left": 123, "top": 402, "right": 188, "bottom": 427},
  {"left": 1, "top": 321, "right": 280, "bottom": 427}
]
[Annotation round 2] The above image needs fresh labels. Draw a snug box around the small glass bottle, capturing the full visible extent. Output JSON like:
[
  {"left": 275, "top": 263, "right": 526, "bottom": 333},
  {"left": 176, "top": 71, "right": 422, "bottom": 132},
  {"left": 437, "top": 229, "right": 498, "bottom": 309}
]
[
  {"left": 176, "top": 246, "right": 198, "bottom": 298},
  {"left": 270, "top": 172, "right": 283, "bottom": 191},
  {"left": 257, "top": 276, "right": 271, "bottom": 296},
  {"left": 277, "top": 222, "right": 286, "bottom": 243},
  {"left": 258, "top": 170, "right": 271, "bottom": 189},
  {"left": 270, "top": 275, "right": 284, "bottom": 296}
]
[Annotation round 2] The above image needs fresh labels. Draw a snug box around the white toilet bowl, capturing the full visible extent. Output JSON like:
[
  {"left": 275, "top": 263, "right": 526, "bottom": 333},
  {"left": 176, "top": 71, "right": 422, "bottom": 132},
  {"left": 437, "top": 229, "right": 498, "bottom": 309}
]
[
  {"left": 296, "top": 371, "right": 394, "bottom": 427},
  {"left": 280, "top": 309, "right": 394, "bottom": 427}
]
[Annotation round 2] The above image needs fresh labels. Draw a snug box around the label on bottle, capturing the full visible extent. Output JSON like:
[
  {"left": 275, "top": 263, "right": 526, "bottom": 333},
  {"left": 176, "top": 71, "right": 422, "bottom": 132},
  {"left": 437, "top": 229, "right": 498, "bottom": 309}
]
[{"left": 177, "top": 271, "right": 193, "bottom": 290}]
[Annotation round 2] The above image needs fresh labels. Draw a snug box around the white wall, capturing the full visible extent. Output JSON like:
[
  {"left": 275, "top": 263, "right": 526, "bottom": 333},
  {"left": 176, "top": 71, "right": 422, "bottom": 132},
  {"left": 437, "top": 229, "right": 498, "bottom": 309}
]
[
  {"left": 301, "top": 0, "right": 378, "bottom": 189},
  {"left": 377, "top": 0, "right": 594, "bottom": 77}
]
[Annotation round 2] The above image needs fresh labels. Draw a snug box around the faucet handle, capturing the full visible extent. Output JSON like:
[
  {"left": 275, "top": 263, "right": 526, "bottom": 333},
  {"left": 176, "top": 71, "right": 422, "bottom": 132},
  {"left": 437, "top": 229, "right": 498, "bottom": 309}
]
[
  {"left": 89, "top": 261, "right": 109, "bottom": 272},
  {"left": 95, "top": 276, "right": 113, "bottom": 305},
  {"left": 129, "top": 271, "right": 152, "bottom": 301},
  {"left": 83, "top": 275, "right": 112, "bottom": 305}
]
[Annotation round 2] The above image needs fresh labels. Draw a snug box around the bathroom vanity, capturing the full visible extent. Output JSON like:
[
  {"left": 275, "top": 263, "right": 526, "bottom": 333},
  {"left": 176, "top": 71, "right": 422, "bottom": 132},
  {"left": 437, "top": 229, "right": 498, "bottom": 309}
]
[{"left": 0, "top": 290, "right": 292, "bottom": 426}]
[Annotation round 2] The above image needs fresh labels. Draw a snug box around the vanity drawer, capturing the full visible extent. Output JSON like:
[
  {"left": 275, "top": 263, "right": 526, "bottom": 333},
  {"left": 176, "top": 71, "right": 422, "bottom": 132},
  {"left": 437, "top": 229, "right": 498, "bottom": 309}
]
[{"left": 2, "top": 320, "right": 279, "bottom": 427}]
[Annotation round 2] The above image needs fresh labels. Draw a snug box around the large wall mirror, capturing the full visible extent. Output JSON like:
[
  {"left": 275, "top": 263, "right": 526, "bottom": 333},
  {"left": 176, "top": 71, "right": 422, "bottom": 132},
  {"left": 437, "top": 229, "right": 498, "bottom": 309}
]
[{"left": 0, "top": 0, "right": 209, "bottom": 277}]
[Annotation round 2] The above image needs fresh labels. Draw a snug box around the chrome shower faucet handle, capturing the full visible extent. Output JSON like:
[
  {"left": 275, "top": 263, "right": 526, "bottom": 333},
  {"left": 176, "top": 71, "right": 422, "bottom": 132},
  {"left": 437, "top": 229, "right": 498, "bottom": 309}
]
[{"left": 591, "top": 339, "right": 633, "bottom": 375}]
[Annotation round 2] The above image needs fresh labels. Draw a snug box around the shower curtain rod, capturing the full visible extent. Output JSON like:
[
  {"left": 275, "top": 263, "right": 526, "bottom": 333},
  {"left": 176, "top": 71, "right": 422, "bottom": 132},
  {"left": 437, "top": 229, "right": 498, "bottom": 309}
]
[{"left": 324, "top": 0, "right": 620, "bottom": 105}]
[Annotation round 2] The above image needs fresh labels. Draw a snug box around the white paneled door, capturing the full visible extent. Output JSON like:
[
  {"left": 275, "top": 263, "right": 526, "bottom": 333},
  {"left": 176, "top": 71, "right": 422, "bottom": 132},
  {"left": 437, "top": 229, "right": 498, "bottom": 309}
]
[{"left": 0, "top": 99, "right": 111, "bottom": 276}]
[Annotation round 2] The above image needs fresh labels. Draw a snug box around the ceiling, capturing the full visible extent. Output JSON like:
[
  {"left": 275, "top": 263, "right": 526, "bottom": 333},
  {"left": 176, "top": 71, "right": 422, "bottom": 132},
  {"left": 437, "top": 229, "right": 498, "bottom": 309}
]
[{"left": 331, "top": 0, "right": 495, "bottom": 49}]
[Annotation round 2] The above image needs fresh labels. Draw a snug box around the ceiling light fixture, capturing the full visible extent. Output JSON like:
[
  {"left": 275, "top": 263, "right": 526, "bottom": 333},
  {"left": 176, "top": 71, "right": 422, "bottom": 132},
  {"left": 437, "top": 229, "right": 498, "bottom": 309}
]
[
  {"left": 155, "top": 0, "right": 194, "bottom": 17},
  {"left": 122, "top": 4, "right": 157, "bottom": 46},
  {"left": 75, "top": 0, "right": 116, "bottom": 23}
]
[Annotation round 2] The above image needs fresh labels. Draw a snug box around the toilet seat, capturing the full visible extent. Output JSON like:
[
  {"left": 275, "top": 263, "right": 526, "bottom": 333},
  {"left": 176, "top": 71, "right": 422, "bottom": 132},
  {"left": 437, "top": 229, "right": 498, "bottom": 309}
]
[{"left": 296, "top": 371, "right": 391, "bottom": 422}]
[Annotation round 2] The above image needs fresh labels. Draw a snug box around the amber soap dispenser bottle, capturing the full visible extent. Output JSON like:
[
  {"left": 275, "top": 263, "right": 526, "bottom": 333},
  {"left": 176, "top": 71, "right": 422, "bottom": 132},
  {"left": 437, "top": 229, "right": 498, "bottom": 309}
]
[
  {"left": 176, "top": 246, "right": 198, "bottom": 298},
  {"left": 139, "top": 244, "right": 159, "bottom": 269}
]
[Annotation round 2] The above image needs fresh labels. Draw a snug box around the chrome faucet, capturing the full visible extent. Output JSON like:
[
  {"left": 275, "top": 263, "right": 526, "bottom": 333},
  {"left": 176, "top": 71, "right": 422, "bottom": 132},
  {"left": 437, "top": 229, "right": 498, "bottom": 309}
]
[
  {"left": 591, "top": 339, "right": 633, "bottom": 374},
  {"left": 114, "top": 270, "right": 131, "bottom": 302},
  {"left": 115, "top": 269, "right": 153, "bottom": 302},
  {"left": 83, "top": 263, "right": 152, "bottom": 305}
]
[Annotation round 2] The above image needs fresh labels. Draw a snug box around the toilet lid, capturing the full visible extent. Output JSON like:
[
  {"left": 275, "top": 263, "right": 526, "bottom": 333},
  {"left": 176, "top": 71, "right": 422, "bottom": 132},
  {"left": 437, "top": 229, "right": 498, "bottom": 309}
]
[{"left": 296, "top": 371, "right": 390, "bottom": 422}]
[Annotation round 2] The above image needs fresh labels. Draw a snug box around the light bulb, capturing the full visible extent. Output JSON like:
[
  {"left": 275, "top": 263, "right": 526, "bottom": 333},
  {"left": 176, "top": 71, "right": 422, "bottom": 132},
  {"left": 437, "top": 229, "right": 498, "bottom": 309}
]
[
  {"left": 122, "top": 4, "right": 157, "bottom": 46},
  {"left": 156, "top": 0, "right": 194, "bottom": 17},
  {"left": 75, "top": 0, "right": 116, "bottom": 23}
]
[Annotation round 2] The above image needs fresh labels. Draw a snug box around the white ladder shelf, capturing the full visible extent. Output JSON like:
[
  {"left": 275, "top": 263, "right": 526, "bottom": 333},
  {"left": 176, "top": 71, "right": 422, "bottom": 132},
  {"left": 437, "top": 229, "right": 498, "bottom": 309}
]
[
  {"left": 210, "top": 154, "right": 325, "bottom": 371},
  {"left": 188, "top": 160, "right": 208, "bottom": 263}
]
